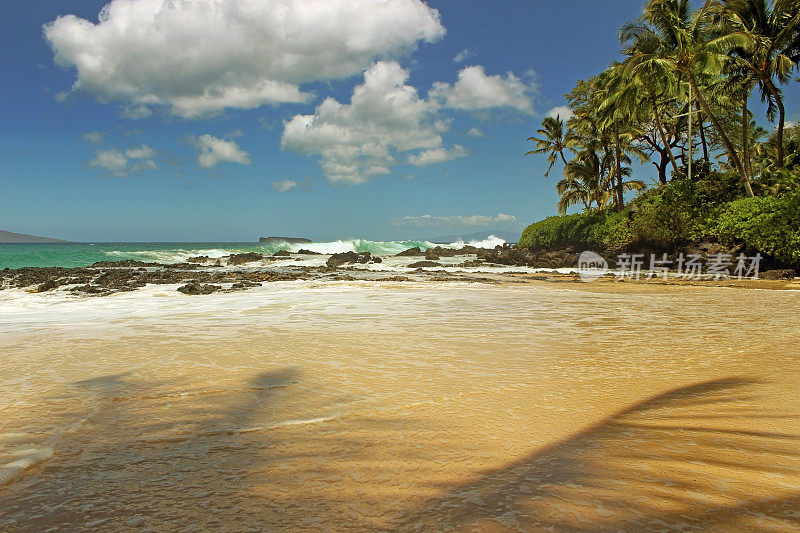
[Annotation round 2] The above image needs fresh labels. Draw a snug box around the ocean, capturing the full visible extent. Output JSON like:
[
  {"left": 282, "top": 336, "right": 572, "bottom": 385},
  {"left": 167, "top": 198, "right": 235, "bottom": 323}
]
[{"left": 0, "top": 236, "right": 507, "bottom": 269}]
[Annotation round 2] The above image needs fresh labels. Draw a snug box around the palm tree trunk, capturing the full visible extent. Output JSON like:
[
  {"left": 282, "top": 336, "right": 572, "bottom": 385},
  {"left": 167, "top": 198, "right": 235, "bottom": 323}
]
[
  {"left": 697, "top": 108, "right": 709, "bottom": 165},
  {"left": 742, "top": 97, "right": 752, "bottom": 180},
  {"left": 764, "top": 78, "right": 785, "bottom": 167},
  {"left": 614, "top": 123, "right": 623, "bottom": 211},
  {"left": 687, "top": 72, "right": 754, "bottom": 197},
  {"left": 559, "top": 150, "right": 568, "bottom": 166},
  {"left": 647, "top": 89, "right": 680, "bottom": 177}
]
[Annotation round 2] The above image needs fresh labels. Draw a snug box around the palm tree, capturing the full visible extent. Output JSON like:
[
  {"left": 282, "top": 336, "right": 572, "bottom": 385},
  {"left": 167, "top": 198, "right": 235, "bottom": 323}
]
[
  {"left": 594, "top": 64, "right": 653, "bottom": 208},
  {"left": 622, "top": 0, "right": 756, "bottom": 196},
  {"left": 557, "top": 146, "right": 646, "bottom": 214},
  {"left": 558, "top": 149, "right": 608, "bottom": 214},
  {"left": 525, "top": 115, "right": 577, "bottom": 177},
  {"left": 620, "top": 21, "right": 682, "bottom": 179},
  {"left": 720, "top": 0, "right": 800, "bottom": 168},
  {"left": 555, "top": 173, "right": 592, "bottom": 214}
]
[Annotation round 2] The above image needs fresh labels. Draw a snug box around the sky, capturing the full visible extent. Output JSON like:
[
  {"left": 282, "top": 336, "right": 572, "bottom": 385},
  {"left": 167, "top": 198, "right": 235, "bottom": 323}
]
[{"left": 1, "top": 0, "right": 797, "bottom": 242}]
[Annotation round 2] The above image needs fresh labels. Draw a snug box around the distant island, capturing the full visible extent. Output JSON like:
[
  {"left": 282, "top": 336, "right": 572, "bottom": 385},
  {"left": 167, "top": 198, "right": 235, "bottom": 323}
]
[
  {"left": 0, "top": 230, "right": 73, "bottom": 243},
  {"left": 258, "top": 236, "right": 312, "bottom": 244}
]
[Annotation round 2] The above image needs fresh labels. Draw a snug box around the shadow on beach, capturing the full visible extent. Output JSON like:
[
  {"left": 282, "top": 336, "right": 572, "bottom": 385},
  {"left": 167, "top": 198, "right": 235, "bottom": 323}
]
[
  {"left": 394, "top": 376, "right": 800, "bottom": 531},
  {"left": 2, "top": 373, "right": 800, "bottom": 531},
  {"left": 1, "top": 367, "right": 411, "bottom": 530}
]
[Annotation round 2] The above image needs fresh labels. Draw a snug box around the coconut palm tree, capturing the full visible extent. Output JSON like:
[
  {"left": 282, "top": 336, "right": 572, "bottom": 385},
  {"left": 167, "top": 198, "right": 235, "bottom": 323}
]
[
  {"left": 621, "top": 0, "right": 756, "bottom": 196},
  {"left": 525, "top": 115, "right": 577, "bottom": 177},
  {"left": 720, "top": 0, "right": 800, "bottom": 168},
  {"left": 557, "top": 145, "right": 647, "bottom": 215},
  {"left": 594, "top": 63, "right": 654, "bottom": 207},
  {"left": 620, "top": 21, "right": 682, "bottom": 179},
  {"left": 558, "top": 149, "right": 608, "bottom": 214}
]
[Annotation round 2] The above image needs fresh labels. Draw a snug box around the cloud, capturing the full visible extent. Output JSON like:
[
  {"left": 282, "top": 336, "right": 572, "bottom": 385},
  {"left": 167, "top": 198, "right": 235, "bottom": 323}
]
[
  {"left": 81, "top": 131, "right": 106, "bottom": 145},
  {"left": 193, "top": 134, "right": 250, "bottom": 168},
  {"left": 407, "top": 145, "right": 468, "bottom": 166},
  {"left": 394, "top": 213, "right": 517, "bottom": 227},
  {"left": 546, "top": 105, "right": 573, "bottom": 121},
  {"left": 281, "top": 61, "right": 462, "bottom": 184},
  {"left": 430, "top": 65, "right": 536, "bottom": 114},
  {"left": 88, "top": 149, "right": 127, "bottom": 176},
  {"left": 44, "top": 0, "right": 445, "bottom": 118},
  {"left": 453, "top": 48, "right": 475, "bottom": 63},
  {"left": 467, "top": 127, "right": 484, "bottom": 137},
  {"left": 272, "top": 179, "right": 314, "bottom": 194},
  {"left": 88, "top": 144, "right": 157, "bottom": 176},
  {"left": 272, "top": 179, "right": 299, "bottom": 193},
  {"left": 125, "top": 145, "right": 155, "bottom": 160}
]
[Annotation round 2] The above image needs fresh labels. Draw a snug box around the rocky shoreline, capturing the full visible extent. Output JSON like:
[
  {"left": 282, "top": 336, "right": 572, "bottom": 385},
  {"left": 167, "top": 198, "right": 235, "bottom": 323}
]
[{"left": 1, "top": 244, "right": 796, "bottom": 297}]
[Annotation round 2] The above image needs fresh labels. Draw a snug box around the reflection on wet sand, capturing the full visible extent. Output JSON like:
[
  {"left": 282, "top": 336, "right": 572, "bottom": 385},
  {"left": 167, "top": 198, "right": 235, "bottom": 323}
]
[{"left": 1, "top": 282, "right": 799, "bottom": 531}]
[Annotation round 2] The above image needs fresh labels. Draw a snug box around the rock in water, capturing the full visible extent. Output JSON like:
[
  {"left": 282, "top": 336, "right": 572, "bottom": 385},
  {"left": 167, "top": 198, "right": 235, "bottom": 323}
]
[
  {"left": 226, "top": 252, "right": 264, "bottom": 265},
  {"left": 326, "top": 251, "right": 372, "bottom": 267},
  {"left": 396, "top": 247, "right": 424, "bottom": 256},
  {"left": 36, "top": 278, "right": 59, "bottom": 292},
  {"left": 408, "top": 261, "right": 440, "bottom": 268},
  {"left": 272, "top": 250, "right": 291, "bottom": 257},
  {"left": 177, "top": 282, "right": 221, "bottom": 295},
  {"left": 424, "top": 248, "right": 440, "bottom": 260}
]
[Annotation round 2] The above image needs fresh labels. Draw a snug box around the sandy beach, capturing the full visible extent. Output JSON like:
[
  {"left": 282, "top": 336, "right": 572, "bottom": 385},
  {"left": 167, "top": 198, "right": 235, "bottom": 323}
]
[{"left": 2, "top": 277, "right": 799, "bottom": 531}]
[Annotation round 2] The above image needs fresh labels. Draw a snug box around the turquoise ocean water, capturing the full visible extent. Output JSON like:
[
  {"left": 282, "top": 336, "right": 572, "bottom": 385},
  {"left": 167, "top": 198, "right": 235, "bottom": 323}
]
[{"left": 0, "top": 237, "right": 506, "bottom": 269}]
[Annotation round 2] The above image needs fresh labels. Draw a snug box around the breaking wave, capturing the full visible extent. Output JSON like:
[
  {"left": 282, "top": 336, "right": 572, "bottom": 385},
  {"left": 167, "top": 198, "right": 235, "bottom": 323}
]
[{"left": 0, "top": 237, "right": 508, "bottom": 268}]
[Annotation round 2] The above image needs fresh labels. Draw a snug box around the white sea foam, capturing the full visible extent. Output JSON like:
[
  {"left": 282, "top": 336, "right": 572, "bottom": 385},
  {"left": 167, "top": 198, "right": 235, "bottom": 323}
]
[
  {"left": 84, "top": 238, "right": 510, "bottom": 266},
  {"left": 105, "top": 248, "right": 233, "bottom": 263},
  {"left": 0, "top": 449, "right": 54, "bottom": 486},
  {"left": 455, "top": 234, "right": 507, "bottom": 249}
]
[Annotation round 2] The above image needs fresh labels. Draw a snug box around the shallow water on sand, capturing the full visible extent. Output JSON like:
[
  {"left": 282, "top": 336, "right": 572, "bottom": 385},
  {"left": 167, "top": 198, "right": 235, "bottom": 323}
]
[{"left": 1, "top": 281, "right": 799, "bottom": 531}]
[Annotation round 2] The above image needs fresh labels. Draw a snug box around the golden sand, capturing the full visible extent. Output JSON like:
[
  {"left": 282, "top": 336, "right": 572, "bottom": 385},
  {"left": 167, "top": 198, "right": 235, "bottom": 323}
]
[{"left": 1, "top": 280, "right": 799, "bottom": 531}]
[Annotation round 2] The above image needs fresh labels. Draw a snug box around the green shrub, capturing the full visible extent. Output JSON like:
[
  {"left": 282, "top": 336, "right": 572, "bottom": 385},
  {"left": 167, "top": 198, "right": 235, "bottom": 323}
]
[
  {"left": 714, "top": 192, "right": 800, "bottom": 264},
  {"left": 518, "top": 212, "right": 601, "bottom": 250},
  {"left": 520, "top": 174, "right": 798, "bottom": 266},
  {"left": 587, "top": 210, "right": 633, "bottom": 248}
]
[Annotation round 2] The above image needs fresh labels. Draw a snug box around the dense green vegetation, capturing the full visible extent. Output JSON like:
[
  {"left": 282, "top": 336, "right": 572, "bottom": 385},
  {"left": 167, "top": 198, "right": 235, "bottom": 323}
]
[{"left": 523, "top": 0, "right": 799, "bottom": 267}]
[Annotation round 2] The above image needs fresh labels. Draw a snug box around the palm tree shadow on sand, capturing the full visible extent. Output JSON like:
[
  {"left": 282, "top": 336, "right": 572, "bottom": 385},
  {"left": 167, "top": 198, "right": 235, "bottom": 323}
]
[
  {"left": 1, "top": 368, "right": 308, "bottom": 529},
  {"left": 394, "top": 377, "right": 800, "bottom": 532},
  {"left": 1, "top": 366, "right": 415, "bottom": 531},
  {"left": 4, "top": 374, "right": 800, "bottom": 531}
]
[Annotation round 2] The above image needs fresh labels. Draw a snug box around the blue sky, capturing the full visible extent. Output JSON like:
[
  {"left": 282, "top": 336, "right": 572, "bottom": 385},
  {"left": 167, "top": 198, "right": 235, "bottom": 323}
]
[{"left": 1, "top": 0, "right": 797, "bottom": 242}]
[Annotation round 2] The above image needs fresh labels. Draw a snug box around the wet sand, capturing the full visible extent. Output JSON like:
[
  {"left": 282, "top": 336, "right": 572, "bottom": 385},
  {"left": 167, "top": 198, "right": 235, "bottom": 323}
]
[{"left": 1, "top": 280, "right": 799, "bottom": 531}]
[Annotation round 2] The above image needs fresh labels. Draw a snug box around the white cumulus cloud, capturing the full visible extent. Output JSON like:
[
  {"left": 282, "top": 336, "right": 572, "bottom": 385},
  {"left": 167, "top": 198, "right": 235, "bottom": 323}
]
[
  {"left": 467, "top": 127, "right": 484, "bottom": 137},
  {"left": 545, "top": 105, "right": 573, "bottom": 121},
  {"left": 193, "top": 135, "right": 251, "bottom": 168},
  {"left": 394, "top": 213, "right": 517, "bottom": 227},
  {"left": 125, "top": 145, "right": 156, "bottom": 160},
  {"left": 281, "top": 61, "right": 462, "bottom": 184},
  {"left": 44, "top": 0, "right": 445, "bottom": 118},
  {"left": 407, "top": 145, "right": 468, "bottom": 166},
  {"left": 430, "top": 65, "right": 536, "bottom": 114},
  {"left": 88, "top": 144, "right": 157, "bottom": 176}
]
